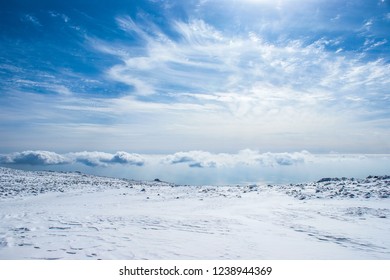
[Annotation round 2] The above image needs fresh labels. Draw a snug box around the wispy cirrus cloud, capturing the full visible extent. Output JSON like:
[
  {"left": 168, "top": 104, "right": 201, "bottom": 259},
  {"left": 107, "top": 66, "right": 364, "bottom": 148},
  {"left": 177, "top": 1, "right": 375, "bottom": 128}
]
[
  {"left": 83, "top": 17, "right": 390, "bottom": 152},
  {"left": 3, "top": 16, "right": 388, "bottom": 153},
  {"left": 1, "top": 0, "right": 389, "bottom": 153},
  {"left": 21, "top": 14, "right": 42, "bottom": 27},
  {"left": 96, "top": 16, "right": 390, "bottom": 113}
]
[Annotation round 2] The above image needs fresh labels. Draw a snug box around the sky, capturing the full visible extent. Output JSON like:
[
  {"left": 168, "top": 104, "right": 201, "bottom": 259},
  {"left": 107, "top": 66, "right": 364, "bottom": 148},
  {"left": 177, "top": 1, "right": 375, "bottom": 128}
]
[{"left": 1, "top": 0, "right": 390, "bottom": 184}]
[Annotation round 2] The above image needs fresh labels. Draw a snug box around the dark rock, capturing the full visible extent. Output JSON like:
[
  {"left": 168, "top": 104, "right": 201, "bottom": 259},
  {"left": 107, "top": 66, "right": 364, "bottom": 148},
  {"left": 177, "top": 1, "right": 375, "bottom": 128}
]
[{"left": 318, "top": 178, "right": 332, "bottom": 183}]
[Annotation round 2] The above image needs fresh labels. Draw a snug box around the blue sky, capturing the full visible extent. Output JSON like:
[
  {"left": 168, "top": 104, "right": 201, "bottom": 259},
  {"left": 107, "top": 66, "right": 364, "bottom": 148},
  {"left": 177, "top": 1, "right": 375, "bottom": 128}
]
[{"left": 0, "top": 0, "right": 390, "bottom": 183}]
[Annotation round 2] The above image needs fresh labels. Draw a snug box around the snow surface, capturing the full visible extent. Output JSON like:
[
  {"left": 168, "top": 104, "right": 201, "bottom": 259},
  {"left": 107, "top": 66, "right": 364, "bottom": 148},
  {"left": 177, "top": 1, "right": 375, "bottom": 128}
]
[{"left": 0, "top": 167, "right": 389, "bottom": 260}]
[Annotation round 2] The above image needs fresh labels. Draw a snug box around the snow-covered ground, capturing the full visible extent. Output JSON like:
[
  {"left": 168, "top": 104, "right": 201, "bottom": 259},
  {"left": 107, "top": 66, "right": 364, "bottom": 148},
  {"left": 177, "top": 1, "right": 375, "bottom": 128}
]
[{"left": 0, "top": 167, "right": 389, "bottom": 259}]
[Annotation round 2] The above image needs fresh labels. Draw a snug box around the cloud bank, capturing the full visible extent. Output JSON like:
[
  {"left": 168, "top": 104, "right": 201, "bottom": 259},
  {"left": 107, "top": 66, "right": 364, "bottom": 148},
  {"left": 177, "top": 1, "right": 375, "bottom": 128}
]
[
  {"left": 3, "top": 150, "right": 386, "bottom": 169},
  {"left": 0, "top": 151, "right": 145, "bottom": 167},
  {"left": 1, "top": 150, "right": 389, "bottom": 185},
  {"left": 0, "top": 150, "right": 313, "bottom": 168},
  {"left": 161, "top": 150, "right": 311, "bottom": 168},
  {"left": 0, "top": 151, "right": 70, "bottom": 166}
]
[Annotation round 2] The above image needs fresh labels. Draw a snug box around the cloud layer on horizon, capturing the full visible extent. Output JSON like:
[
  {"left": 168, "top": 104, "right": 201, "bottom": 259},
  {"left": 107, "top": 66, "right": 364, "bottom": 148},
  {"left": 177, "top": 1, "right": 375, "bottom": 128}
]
[
  {"left": 0, "top": 150, "right": 145, "bottom": 167},
  {"left": 161, "top": 150, "right": 311, "bottom": 168},
  {"left": 2, "top": 149, "right": 389, "bottom": 185},
  {"left": 0, "top": 151, "right": 70, "bottom": 166},
  {"left": 1, "top": 149, "right": 387, "bottom": 169}
]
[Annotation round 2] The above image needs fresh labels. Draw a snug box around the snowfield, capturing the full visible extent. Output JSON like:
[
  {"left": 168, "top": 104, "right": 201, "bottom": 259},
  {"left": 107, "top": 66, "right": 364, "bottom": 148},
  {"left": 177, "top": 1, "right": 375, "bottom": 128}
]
[{"left": 0, "top": 167, "right": 389, "bottom": 260}]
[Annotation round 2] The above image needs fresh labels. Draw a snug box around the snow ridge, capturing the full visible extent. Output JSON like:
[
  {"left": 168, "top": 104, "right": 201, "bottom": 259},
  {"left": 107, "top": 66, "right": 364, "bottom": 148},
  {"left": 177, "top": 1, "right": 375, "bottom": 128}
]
[{"left": 1, "top": 167, "right": 389, "bottom": 200}]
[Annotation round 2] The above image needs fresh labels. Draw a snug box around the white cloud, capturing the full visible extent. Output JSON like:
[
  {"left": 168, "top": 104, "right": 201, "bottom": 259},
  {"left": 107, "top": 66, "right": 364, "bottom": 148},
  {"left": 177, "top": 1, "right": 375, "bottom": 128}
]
[
  {"left": 21, "top": 14, "right": 42, "bottom": 27},
  {"left": 161, "top": 150, "right": 312, "bottom": 168},
  {"left": 0, "top": 151, "right": 69, "bottom": 165},
  {"left": 1, "top": 150, "right": 389, "bottom": 185},
  {"left": 3, "top": 15, "right": 389, "bottom": 153},
  {"left": 95, "top": 18, "right": 390, "bottom": 119},
  {"left": 68, "top": 151, "right": 145, "bottom": 167},
  {"left": 0, "top": 151, "right": 145, "bottom": 167},
  {"left": 162, "top": 151, "right": 220, "bottom": 168},
  {"left": 49, "top": 11, "right": 69, "bottom": 23},
  {"left": 0, "top": 150, "right": 312, "bottom": 168},
  {"left": 110, "top": 151, "right": 145, "bottom": 166},
  {"left": 68, "top": 151, "right": 113, "bottom": 167},
  {"left": 363, "top": 39, "right": 388, "bottom": 51}
]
